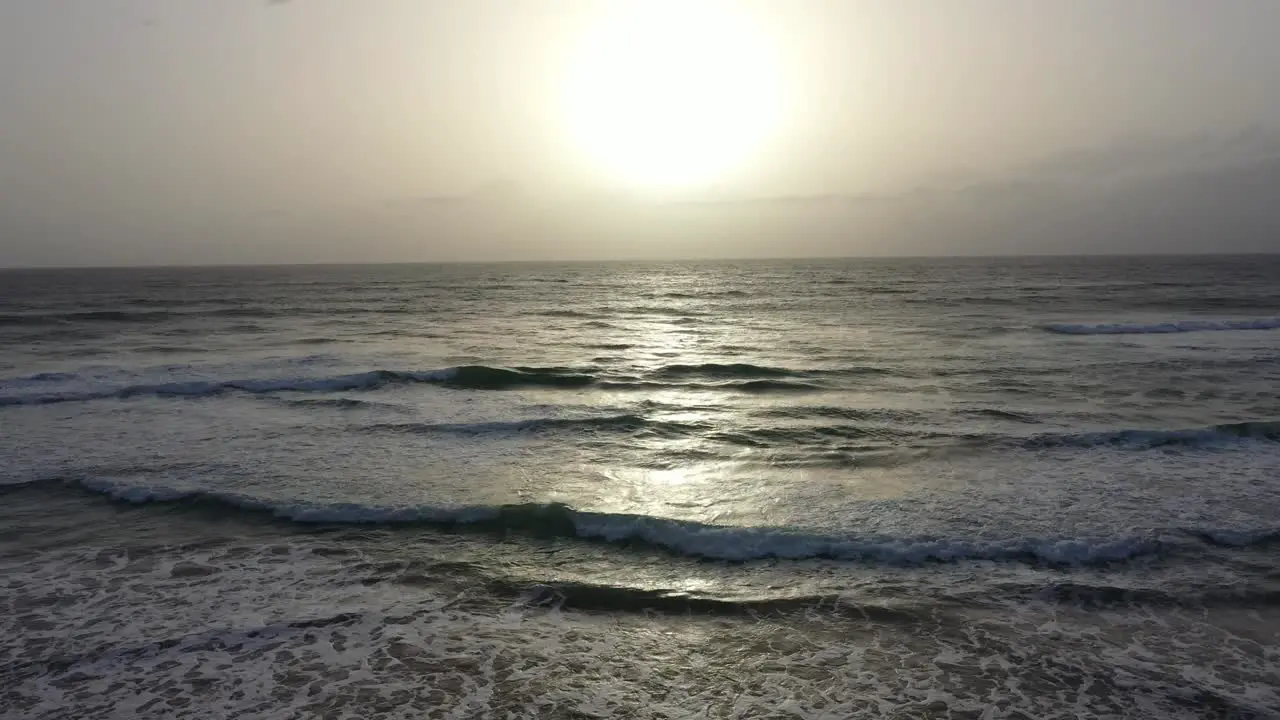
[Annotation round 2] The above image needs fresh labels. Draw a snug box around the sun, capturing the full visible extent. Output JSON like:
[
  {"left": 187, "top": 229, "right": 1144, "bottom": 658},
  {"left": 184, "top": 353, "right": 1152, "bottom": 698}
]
[{"left": 562, "top": 1, "right": 784, "bottom": 192}]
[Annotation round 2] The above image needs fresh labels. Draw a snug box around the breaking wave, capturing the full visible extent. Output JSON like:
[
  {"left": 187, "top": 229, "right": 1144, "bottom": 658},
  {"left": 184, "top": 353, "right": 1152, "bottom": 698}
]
[
  {"left": 0, "top": 363, "right": 836, "bottom": 406},
  {"left": 0, "top": 366, "right": 595, "bottom": 406},
  {"left": 55, "top": 479, "right": 1195, "bottom": 565}
]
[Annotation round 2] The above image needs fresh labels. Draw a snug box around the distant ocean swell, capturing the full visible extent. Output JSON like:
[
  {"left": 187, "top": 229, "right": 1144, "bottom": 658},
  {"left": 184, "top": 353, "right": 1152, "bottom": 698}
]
[
  {"left": 11, "top": 477, "right": 1278, "bottom": 565},
  {"left": 0, "top": 366, "right": 584, "bottom": 406},
  {"left": 0, "top": 363, "right": 837, "bottom": 405},
  {"left": 366, "top": 416, "right": 1280, "bottom": 447},
  {"left": 8, "top": 308, "right": 1280, "bottom": 336},
  {"left": 1045, "top": 317, "right": 1280, "bottom": 334},
  {"left": 6, "top": 361, "right": 1279, "bottom": 457},
  {"left": 0, "top": 306, "right": 421, "bottom": 326},
  {"left": 358, "top": 414, "right": 710, "bottom": 438},
  {"left": 344, "top": 417, "right": 1280, "bottom": 456},
  {"left": 1025, "top": 421, "right": 1280, "bottom": 447}
]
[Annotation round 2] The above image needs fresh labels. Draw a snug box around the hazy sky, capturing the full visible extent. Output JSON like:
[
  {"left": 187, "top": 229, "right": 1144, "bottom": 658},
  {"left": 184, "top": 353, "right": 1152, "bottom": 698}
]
[{"left": 3, "top": 0, "right": 1280, "bottom": 265}]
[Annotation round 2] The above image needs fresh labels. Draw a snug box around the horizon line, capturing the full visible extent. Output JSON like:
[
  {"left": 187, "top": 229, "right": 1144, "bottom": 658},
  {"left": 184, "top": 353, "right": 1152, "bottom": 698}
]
[{"left": 1, "top": 250, "right": 1276, "bottom": 272}]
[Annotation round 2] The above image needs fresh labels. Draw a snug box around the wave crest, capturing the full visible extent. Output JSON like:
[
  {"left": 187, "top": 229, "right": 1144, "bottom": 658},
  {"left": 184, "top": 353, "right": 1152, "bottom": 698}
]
[
  {"left": 60, "top": 479, "right": 1194, "bottom": 565},
  {"left": 360, "top": 414, "right": 706, "bottom": 438},
  {"left": 651, "top": 363, "right": 799, "bottom": 379},
  {"left": 0, "top": 366, "right": 597, "bottom": 406},
  {"left": 1026, "top": 420, "right": 1280, "bottom": 449}
]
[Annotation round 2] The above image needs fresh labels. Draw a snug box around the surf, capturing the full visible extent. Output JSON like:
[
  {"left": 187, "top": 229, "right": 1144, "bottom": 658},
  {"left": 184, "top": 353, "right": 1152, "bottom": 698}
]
[{"left": 31, "top": 477, "right": 1260, "bottom": 566}]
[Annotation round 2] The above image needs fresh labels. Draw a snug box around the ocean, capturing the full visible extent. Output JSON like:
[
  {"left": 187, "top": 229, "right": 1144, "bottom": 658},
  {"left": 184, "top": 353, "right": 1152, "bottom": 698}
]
[{"left": 2, "top": 255, "right": 1278, "bottom": 719}]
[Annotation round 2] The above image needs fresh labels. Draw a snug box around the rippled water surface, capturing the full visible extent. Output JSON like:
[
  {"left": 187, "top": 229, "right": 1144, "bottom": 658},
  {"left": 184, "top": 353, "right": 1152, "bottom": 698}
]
[{"left": 3, "top": 256, "right": 1279, "bottom": 718}]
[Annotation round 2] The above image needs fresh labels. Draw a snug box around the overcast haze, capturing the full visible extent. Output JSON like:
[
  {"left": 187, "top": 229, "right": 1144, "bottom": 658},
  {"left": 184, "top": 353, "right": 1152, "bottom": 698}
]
[{"left": 4, "top": 0, "right": 1280, "bottom": 266}]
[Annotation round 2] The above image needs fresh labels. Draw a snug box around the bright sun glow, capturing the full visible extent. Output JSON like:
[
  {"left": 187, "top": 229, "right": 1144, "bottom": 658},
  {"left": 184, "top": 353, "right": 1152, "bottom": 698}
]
[{"left": 563, "top": 1, "right": 783, "bottom": 191}]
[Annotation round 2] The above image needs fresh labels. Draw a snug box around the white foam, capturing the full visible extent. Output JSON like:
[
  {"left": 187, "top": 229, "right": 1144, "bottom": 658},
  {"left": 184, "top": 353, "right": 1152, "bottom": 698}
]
[
  {"left": 1045, "top": 317, "right": 1280, "bottom": 335},
  {"left": 71, "top": 478, "right": 1173, "bottom": 566},
  {"left": 80, "top": 477, "right": 237, "bottom": 505},
  {"left": 5, "top": 528, "right": 1277, "bottom": 720}
]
